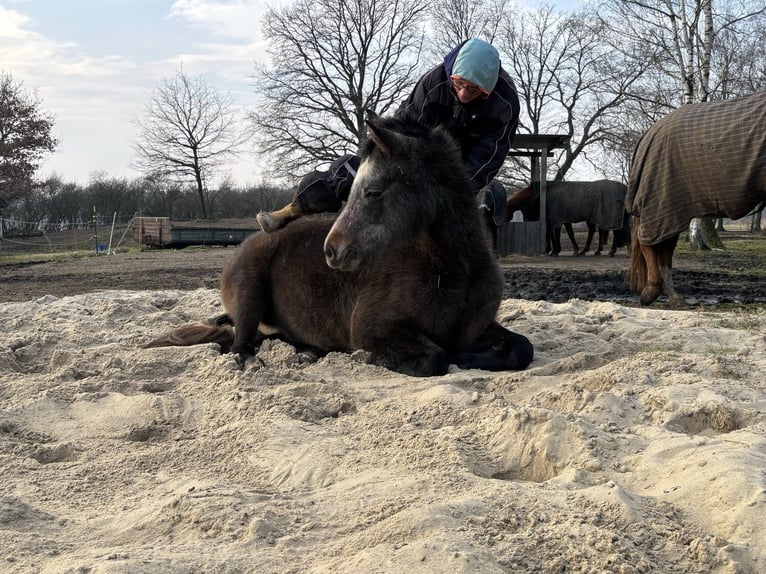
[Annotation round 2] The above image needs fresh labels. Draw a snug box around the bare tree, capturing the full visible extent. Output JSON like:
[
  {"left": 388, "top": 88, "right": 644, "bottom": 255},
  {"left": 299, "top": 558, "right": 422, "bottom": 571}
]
[
  {"left": 134, "top": 71, "right": 247, "bottom": 219},
  {"left": 0, "top": 71, "right": 58, "bottom": 206},
  {"left": 598, "top": 0, "right": 766, "bottom": 247},
  {"left": 490, "top": 7, "right": 649, "bottom": 185},
  {"left": 427, "top": 0, "right": 510, "bottom": 55},
  {"left": 249, "top": 0, "right": 430, "bottom": 179}
]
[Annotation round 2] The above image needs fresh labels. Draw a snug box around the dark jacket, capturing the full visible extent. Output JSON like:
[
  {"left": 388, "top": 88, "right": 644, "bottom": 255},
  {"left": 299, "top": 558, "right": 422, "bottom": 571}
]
[{"left": 395, "top": 41, "right": 520, "bottom": 190}]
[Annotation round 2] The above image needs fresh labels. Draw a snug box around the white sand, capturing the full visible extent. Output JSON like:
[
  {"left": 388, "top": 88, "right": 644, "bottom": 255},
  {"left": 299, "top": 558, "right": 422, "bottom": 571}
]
[{"left": 1, "top": 289, "right": 765, "bottom": 573}]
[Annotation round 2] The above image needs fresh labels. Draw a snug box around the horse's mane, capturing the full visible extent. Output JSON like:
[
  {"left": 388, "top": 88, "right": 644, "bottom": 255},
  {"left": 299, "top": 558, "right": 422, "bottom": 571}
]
[
  {"left": 359, "top": 115, "right": 470, "bottom": 200},
  {"left": 360, "top": 115, "right": 459, "bottom": 161}
]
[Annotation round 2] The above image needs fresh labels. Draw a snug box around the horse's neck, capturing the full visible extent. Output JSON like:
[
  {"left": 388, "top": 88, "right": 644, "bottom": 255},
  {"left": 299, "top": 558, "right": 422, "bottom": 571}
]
[{"left": 428, "top": 210, "right": 492, "bottom": 268}]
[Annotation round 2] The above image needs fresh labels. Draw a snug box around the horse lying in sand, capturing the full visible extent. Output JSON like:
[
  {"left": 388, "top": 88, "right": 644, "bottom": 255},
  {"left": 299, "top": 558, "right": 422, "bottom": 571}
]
[{"left": 145, "top": 115, "right": 533, "bottom": 377}]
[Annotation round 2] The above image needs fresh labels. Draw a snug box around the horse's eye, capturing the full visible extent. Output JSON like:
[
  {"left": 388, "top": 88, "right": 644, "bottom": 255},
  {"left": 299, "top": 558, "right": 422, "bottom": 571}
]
[{"left": 364, "top": 186, "right": 384, "bottom": 199}]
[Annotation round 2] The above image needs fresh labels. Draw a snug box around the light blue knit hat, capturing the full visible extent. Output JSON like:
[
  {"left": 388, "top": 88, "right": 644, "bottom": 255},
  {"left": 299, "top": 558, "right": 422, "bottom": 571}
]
[{"left": 451, "top": 39, "right": 500, "bottom": 94}]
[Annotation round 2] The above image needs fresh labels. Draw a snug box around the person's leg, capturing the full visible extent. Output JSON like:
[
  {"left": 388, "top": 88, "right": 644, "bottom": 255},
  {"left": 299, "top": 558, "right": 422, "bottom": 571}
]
[
  {"left": 256, "top": 202, "right": 303, "bottom": 233},
  {"left": 257, "top": 155, "right": 359, "bottom": 233},
  {"left": 257, "top": 171, "right": 337, "bottom": 233}
]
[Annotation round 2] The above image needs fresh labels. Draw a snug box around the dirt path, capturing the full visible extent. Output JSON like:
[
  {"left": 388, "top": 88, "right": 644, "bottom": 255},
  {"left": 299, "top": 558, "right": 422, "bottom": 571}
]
[{"left": 1, "top": 232, "right": 765, "bottom": 307}]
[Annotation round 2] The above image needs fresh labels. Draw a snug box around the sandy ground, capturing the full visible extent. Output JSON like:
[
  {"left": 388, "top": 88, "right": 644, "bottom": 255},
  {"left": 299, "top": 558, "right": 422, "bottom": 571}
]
[{"left": 1, "top": 236, "right": 766, "bottom": 573}]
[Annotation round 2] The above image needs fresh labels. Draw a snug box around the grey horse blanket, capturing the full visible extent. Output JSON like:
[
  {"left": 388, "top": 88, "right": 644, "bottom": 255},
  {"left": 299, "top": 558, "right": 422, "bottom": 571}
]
[
  {"left": 627, "top": 91, "right": 766, "bottom": 245},
  {"left": 478, "top": 180, "right": 507, "bottom": 226},
  {"left": 531, "top": 180, "right": 627, "bottom": 230}
]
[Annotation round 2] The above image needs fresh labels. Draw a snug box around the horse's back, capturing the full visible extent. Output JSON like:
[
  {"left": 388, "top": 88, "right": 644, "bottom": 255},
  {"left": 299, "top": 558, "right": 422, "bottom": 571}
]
[
  {"left": 546, "top": 180, "right": 626, "bottom": 229},
  {"left": 628, "top": 91, "right": 766, "bottom": 245},
  {"left": 222, "top": 217, "right": 353, "bottom": 351}
]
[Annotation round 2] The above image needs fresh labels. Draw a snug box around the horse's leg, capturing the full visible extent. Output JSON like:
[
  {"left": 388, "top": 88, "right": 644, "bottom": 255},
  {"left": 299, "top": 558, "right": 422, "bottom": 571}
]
[
  {"left": 354, "top": 325, "right": 450, "bottom": 377},
  {"left": 594, "top": 229, "right": 608, "bottom": 256},
  {"left": 637, "top": 242, "right": 662, "bottom": 305},
  {"left": 564, "top": 223, "right": 579, "bottom": 255},
  {"left": 218, "top": 238, "right": 273, "bottom": 363},
  {"left": 580, "top": 223, "right": 595, "bottom": 255},
  {"left": 549, "top": 226, "right": 561, "bottom": 257},
  {"left": 638, "top": 235, "right": 685, "bottom": 307},
  {"left": 454, "top": 321, "right": 534, "bottom": 371},
  {"left": 227, "top": 294, "right": 268, "bottom": 360},
  {"left": 545, "top": 224, "right": 553, "bottom": 256},
  {"left": 608, "top": 231, "right": 618, "bottom": 256},
  {"left": 657, "top": 236, "right": 687, "bottom": 307}
]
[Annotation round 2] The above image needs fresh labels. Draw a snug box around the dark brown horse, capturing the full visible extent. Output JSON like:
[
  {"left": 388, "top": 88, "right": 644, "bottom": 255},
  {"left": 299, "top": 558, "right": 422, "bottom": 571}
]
[
  {"left": 145, "top": 115, "right": 533, "bottom": 376},
  {"left": 505, "top": 180, "right": 630, "bottom": 256},
  {"left": 628, "top": 92, "right": 766, "bottom": 306}
]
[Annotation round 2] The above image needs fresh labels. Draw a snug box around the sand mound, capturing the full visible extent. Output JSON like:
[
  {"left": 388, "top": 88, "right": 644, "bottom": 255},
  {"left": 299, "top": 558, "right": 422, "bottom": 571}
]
[{"left": 1, "top": 289, "right": 765, "bottom": 573}]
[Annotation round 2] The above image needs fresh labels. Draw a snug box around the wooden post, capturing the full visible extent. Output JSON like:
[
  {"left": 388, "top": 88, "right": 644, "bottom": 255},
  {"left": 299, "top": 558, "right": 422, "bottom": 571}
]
[{"left": 539, "top": 145, "right": 549, "bottom": 254}]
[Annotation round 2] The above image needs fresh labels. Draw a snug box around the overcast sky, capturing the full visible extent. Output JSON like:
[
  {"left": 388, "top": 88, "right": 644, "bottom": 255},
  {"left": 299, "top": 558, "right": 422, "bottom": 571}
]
[{"left": 1, "top": 0, "right": 581, "bottom": 187}]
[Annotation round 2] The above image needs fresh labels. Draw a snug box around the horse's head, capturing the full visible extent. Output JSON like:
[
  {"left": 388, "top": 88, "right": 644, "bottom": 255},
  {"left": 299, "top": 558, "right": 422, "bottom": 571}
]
[
  {"left": 505, "top": 184, "right": 540, "bottom": 222},
  {"left": 324, "top": 115, "right": 469, "bottom": 272}
]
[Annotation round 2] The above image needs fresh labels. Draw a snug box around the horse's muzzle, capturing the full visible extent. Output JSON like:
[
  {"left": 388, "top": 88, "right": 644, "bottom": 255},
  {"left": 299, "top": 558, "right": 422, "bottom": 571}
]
[{"left": 324, "top": 234, "right": 361, "bottom": 272}]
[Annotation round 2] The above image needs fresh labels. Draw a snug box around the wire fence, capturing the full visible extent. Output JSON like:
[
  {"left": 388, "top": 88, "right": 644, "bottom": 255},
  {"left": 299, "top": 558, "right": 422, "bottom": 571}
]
[{"left": 0, "top": 215, "right": 140, "bottom": 258}]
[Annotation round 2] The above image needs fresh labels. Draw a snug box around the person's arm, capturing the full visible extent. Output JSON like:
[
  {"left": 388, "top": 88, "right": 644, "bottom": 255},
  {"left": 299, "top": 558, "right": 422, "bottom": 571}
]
[
  {"left": 465, "top": 115, "right": 516, "bottom": 190},
  {"left": 395, "top": 66, "right": 451, "bottom": 128},
  {"left": 465, "top": 74, "right": 520, "bottom": 189}
]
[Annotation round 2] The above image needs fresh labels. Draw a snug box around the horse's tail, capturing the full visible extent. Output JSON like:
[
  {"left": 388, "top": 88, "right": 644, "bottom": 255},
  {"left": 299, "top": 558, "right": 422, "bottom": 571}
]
[
  {"left": 628, "top": 215, "right": 646, "bottom": 291},
  {"left": 143, "top": 320, "right": 235, "bottom": 353}
]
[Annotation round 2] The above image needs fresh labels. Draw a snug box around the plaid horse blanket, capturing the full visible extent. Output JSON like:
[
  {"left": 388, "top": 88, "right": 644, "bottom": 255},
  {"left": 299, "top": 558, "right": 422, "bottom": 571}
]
[
  {"left": 627, "top": 91, "right": 766, "bottom": 245},
  {"left": 529, "top": 180, "right": 627, "bottom": 230}
]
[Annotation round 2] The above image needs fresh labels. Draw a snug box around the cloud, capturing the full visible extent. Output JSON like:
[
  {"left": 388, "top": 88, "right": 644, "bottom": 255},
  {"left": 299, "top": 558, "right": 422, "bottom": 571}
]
[
  {"left": 0, "top": 1, "right": 280, "bottom": 184},
  {"left": 169, "top": 0, "right": 272, "bottom": 40}
]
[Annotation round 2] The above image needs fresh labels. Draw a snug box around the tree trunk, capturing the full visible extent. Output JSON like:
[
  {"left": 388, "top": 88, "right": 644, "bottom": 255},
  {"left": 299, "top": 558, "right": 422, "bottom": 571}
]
[
  {"left": 689, "top": 217, "right": 724, "bottom": 250},
  {"left": 715, "top": 217, "right": 725, "bottom": 231},
  {"left": 751, "top": 212, "right": 763, "bottom": 233},
  {"left": 195, "top": 170, "right": 208, "bottom": 219}
]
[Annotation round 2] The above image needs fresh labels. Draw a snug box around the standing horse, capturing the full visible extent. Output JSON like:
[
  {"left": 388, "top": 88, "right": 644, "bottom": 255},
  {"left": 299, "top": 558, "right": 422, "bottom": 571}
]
[
  {"left": 505, "top": 180, "right": 629, "bottom": 256},
  {"left": 577, "top": 221, "right": 632, "bottom": 256},
  {"left": 145, "top": 115, "right": 533, "bottom": 376},
  {"left": 627, "top": 92, "right": 766, "bottom": 306}
]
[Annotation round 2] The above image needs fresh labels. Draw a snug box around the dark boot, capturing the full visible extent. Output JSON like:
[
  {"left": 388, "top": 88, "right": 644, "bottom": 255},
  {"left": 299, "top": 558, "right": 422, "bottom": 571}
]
[{"left": 257, "top": 203, "right": 302, "bottom": 233}]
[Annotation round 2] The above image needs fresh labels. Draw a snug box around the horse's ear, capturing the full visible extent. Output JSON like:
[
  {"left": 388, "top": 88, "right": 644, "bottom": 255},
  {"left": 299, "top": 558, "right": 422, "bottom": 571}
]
[{"left": 365, "top": 117, "right": 395, "bottom": 158}]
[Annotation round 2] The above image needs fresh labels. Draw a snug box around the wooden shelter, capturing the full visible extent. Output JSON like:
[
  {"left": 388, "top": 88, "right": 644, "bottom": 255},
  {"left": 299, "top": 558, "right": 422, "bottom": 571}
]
[
  {"left": 133, "top": 217, "right": 257, "bottom": 248},
  {"left": 495, "top": 133, "right": 571, "bottom": 256}
]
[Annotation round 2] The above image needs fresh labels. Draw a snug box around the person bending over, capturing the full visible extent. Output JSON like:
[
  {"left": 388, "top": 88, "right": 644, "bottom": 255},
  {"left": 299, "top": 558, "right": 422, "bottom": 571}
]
[{"left": 257, "top": 38, "right": 520, "bottom": 233}]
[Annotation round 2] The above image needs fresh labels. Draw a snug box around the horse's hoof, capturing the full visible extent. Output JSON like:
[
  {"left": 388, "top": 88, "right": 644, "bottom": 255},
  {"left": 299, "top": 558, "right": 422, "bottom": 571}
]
[
  {"left": 640, "top": 286, "right": 662, "bottom": 306},
  {"left": 234, "top": 353, "right": 248, "bottom": 370},
  {"left": 256, "top": 211, "right": 285, "bottom": 233}
]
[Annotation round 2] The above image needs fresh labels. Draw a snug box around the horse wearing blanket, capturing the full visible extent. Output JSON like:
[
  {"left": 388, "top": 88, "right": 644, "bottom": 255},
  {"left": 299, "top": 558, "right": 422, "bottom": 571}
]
[
  {"left": 505, "top": 180, "right": 630, "bottom": 256},
  {"left": 627, "top": 91, "right": 766, "bottom": 306},
  {"left": 145, "top": 115, "right": 533, "bottom": 376}
]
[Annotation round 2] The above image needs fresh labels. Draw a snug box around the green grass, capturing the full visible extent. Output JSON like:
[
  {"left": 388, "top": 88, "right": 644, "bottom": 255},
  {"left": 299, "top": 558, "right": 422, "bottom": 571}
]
[{"left": 675, "top": 234, "right": 766, "bottom": 267}]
